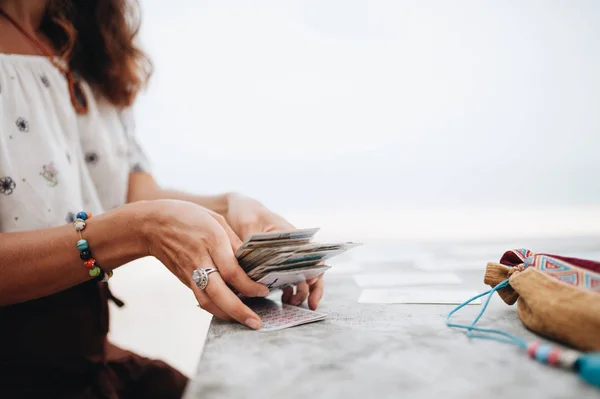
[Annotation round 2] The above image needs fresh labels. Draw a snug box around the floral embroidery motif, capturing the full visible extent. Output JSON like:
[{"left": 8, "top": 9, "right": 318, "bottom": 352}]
[
  {"left": 66, "top": 212, "right": 76, "bottom": 223},
  {"left": 0, "top": 176, "right": 16, "bottom": 195},
  {"left": 41, "top": 76, "right": 50, "bottom": 87},
  {"left": 40, "top": 163, "right": 58, "bottom": 187},
  {"left": 16, "top": 118, "right": 29, "bottom": 132},
  {"left": 131, "top": 163, "right": 144, "bottom": 173},
  {"left": 85, "top": 152, "right": 98, "bottom": 165}
]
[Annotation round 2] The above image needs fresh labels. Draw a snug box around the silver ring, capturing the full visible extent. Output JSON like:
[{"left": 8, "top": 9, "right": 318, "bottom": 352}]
[{"left": 192, "top": 268, "right": 219, "bottom": 290}]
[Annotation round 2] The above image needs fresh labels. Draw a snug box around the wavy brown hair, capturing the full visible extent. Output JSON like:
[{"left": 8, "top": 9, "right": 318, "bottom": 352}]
[{"left": 41, "top": 0, "right": 152, "bottom": 108}]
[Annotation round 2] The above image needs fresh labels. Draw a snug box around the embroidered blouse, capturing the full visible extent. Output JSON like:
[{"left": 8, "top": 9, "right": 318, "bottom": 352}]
[{"left": 0, "top": 54, "right": 150, "bottom": 233}]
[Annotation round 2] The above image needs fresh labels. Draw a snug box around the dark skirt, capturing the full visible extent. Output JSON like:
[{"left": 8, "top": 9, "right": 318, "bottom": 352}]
[{"left": 0, "top": 280, "right": 188, "bottom": 398}]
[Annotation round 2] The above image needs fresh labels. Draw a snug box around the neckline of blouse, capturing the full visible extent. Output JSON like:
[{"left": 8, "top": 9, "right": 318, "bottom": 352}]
[{"left": 0, "top": 53, "right": 68, "bottom": 70}]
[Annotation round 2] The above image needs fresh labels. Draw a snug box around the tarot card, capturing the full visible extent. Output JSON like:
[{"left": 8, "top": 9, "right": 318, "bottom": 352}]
[
  {"left": 246, "top": 298, "right": 327, "bottom": 332},
  {"left": 255, "top": 266, "right": 331, "bottom": 291},
  {"left": 243, "top": 228, "right": 320, "bottom": 244},
  {"left": 358, "top": 288, "right": 482, "bottom": 305},
  {"left": 353, "top": 272, "right": 461, "bottom": 288}
]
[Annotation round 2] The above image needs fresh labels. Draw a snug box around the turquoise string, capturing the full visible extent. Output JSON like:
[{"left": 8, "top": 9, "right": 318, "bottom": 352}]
[
  {"left": 445, "top": 278, "right": 528, "bottom": 350},
  {"left": 446, "top": 277, "right": 600, "bottom": 389}
]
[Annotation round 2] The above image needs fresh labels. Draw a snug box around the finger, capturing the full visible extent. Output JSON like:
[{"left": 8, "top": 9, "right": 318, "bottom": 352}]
[
  {"left": 263, "top": 218, "right": 295, "bottom": 233},
  {"left": 281, "top": 286, "right": 294, "bottom": 303},
  {"left": 290, "top": 281, "right": 309, "bottom": 306},
  {"left": 210, "top": 212, "right": 243, "bottom": 253},
  {"left": 306, "top": 270, "right": 325, "bottom": 286},
  {"left": 263, "top": 224, "right": 277, "bottom": 233},
  {"left": 203, "top": 271, "right": 262, "bottom": 330},
  {"left": 193, "top": 288, "right": 232, "bottom": 321},
  {"left": 306, "top": 276, "right": 319, "bottom": 285},
  {"left": 208, "top": 225, "right": 269, "bottom": 298},
  {"left": 308, "top": 275, "right": 324, "bottom": 311},
  {"left": 186, "top": 253, "right": 232, "bottom": 320},
  {"left": 241, "top": 224, "right": 262, "bottom": 243}
]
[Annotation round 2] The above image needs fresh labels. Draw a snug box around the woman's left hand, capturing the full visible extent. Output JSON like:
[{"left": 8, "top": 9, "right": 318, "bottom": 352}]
[{"left": 224, "top": 193, "right": 324, "bottom": 310}]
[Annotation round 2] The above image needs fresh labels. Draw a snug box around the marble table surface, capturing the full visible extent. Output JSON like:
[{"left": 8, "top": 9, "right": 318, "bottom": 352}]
[{"left": 183, "top": 271, "right": 599, "bottom": 399}]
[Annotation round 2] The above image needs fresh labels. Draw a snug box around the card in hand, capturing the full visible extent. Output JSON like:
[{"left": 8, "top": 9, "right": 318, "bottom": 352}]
[
  {"left": 243, "top": 228, "right": 320, "bottom": 244},
  {"left": 234, "top": 227, "right": 360, "bottom": 298},
  {"left": 255, "top": 266, "right": 330, "bottom": 291},
  {"left": 245, "top": 298, "right": 327, "bottom": 332}
]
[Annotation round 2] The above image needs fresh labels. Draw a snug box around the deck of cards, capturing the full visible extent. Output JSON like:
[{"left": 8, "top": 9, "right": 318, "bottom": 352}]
[
  {"left": 235, "top": 228, "right": 359, "bottom": 331},
  {"left": 236, "top": 227, "right": 359, "bottom": 293}
]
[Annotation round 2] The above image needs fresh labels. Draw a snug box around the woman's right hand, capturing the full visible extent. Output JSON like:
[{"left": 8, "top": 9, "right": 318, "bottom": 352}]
[{"left": 140, "top": 199, "right": 269, "bottom": 330}]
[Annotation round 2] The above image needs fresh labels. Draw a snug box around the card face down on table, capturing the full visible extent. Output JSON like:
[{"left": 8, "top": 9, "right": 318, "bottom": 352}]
[
  {"left": 236, "top": 228, "right": 360, "bottom": 293},
  {"left": 358, "top": 289, "right": 482, "bottom": 305},
  {"left": 244, "top": 298, "right": 328, "bottom": 332}
]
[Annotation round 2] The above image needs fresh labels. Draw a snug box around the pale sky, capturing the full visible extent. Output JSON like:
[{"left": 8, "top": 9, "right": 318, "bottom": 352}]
[{"left": 134, "top": 0, "right": 600, "bottom": 211}]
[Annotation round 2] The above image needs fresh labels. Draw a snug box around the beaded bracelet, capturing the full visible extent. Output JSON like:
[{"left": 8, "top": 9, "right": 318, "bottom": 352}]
[{"left": 73, "top": 211, "right": 113, "bottom": 282}]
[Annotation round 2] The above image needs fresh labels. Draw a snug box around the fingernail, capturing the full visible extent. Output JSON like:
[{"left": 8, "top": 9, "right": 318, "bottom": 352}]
[
  {"left": 258, "top": 287, "right": 270, "bottom": 297},
  {"left": 291, "top": 298, "right": 301, "bottom": 306},
  {"left": 245, "top": 318, "right": 261, "bottom": 330}
]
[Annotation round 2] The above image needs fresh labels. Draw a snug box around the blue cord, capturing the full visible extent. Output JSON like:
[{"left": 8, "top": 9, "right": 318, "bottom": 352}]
[
  {"left": 446, "top": 277, "right": 600, "bottom": 389},
  {"left": 445, "top": 278, "right": 528, "bottom": 350}
]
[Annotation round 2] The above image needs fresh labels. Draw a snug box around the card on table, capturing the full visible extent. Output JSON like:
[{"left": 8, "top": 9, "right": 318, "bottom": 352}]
[
  {"left": 353, "top": 272, "right": 461, "bottom": 288},
  {"left": 358, "top": 288, "right": 482, "bottom": 305},
  {"left": 414, "top": 254, "right": 491, "bottom": 271},
  {"left": 246, "top": 298, "right": 327, "bottom": 332}
]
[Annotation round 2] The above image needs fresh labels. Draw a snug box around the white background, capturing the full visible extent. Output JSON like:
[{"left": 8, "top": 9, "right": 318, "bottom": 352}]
[{"left": 135, "top": 0, "right": 600, "bottom": 215}]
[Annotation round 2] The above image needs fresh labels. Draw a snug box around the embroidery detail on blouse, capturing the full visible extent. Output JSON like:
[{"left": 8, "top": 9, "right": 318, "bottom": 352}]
[
  {"left": 0, "top": 176, "right": 16, "bottom": 195},
  {"left": 40, "top": 163, "right": 58, "bottom": 187},
  {"left": 15, "top": 118, "right": 29, "bottom": 132},
  {"left": 41, "top": 75, "right": 50, "bottom": 87},
  {"left": 131, "top": 163, "right": 144, "bottom": 173},
  {"left": 85, "top": 152, "right": 99, "bottom": 165},
  {"left": 66, "top": 212, "right": 76, "bottom": 223}
]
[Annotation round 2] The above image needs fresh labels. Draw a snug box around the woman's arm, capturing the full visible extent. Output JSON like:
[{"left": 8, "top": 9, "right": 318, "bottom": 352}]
[
  {"left": 0, "top": 199, "right": 268, "bottom": 329},
  {"left": 126, "top": 172, "right": 325, "bottom": 310},
  {"left": 127, "top": 172, "right": 229, "bottom": 214},
  {"left": 0, "top": 203, "right": 148, "bottom": 306}
]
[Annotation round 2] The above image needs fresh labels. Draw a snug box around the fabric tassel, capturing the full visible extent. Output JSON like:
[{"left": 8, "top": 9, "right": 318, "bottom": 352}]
[{"left": 576, "top": 353, "right": 600, "bottom": 388}]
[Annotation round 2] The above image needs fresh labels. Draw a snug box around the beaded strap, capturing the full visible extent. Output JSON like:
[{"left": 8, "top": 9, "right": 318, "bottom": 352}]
[{"left": 73, "top": 212, "right": 112, "bottom": 282}]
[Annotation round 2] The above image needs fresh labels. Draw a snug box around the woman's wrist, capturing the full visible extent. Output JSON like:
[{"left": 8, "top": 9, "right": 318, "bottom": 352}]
[
  {"left": 87, "top": 201, "right": 153, "bottom": 271},
  {"left": 125, "top": 200, "right": 159, "bottom": 260}
]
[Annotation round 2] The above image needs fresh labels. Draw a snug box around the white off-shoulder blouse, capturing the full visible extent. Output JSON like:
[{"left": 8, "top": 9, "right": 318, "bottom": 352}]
[{"left": 0, "top": 54, "right": 150, "bottom": 233}]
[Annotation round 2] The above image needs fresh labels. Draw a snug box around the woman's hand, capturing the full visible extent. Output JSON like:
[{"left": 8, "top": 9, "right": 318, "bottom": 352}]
[
  {"left": 141, "top": 199, "right": 269, "bottom": 330},
  {"left": 224, "top": 193, "right": 325, "bottom": 310}
]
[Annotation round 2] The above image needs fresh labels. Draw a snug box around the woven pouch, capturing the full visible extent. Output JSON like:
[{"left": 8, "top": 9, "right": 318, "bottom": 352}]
[{"left": 484, "top": 249, "right": 600, "bottom": 351}]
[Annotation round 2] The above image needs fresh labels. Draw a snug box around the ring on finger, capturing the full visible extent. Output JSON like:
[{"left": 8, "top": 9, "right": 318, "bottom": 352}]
[{"left": 192, "top": 267, "right": 219, "bottom": 290}]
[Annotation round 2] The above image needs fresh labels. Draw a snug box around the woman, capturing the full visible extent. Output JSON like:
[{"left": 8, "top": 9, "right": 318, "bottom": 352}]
[{"left": 0, "top": 0, "right": 324, "bottom": 397}]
